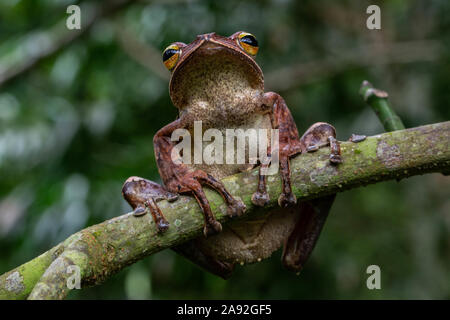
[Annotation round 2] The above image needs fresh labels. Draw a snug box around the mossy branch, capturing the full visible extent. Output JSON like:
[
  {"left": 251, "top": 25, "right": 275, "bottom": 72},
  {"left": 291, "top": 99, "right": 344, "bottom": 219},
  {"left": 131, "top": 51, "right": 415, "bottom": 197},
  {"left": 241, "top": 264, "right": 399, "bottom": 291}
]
[{"left": 0, "top": 121, "right": 449, "bottom": 299}]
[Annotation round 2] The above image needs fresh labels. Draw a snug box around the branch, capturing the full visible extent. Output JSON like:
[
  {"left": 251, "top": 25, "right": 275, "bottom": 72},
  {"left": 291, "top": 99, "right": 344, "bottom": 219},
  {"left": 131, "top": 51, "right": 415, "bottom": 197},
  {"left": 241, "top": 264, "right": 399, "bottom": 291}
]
[{"left": 0, "top": 121, "right": 449, "bottom": 299}]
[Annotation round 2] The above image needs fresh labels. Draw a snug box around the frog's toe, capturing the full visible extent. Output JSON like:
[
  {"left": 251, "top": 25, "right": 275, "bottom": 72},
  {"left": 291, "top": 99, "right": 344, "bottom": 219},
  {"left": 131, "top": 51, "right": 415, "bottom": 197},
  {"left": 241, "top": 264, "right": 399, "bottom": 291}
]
[
  {"left": 227, "top": 199, "right": 246, "bottom": 217},
  {"left": 251, "top": 191, "right": 270, "bottom": 207},
  {"left": 166, "top": 193, "right": 179, "bottom": 202},
  {"left": 278, "top": 192, "right": 297, "bottom": 208},
  {"left": 157, "top": 219, "right": 170, "bottom": 233},
  {"left": 348, "top": 133, "right": 366, "bottom": 143},
  {"left": 306, "top": 144, "right": 319, "bottom": 152},
  {"left": 329, "top": 153, "right": 343, "bottom": 164},
  {"left": 203, "top": 220, "right": 222, "bottom": 237},
  {"left": 133, "top": 206, "right": 147, "bottom": 216}
]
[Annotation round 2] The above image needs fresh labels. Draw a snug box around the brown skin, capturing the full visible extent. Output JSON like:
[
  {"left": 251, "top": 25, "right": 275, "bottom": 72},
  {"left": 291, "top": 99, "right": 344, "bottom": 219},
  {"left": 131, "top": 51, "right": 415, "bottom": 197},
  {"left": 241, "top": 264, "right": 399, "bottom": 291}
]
[{"left": 122, "top": 32, "right": 342, "bottom": 278}]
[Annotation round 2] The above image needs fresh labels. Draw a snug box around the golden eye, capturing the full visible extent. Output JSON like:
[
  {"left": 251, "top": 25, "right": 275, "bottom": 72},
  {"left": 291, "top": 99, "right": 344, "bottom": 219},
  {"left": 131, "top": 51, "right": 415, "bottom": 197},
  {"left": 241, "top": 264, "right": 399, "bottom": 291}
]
[
  {"left": 162, "top": 44, "right": 181, "bottom": 71},
  {"left": 237, "top": 32, "right": 259, "bottom": 56}
]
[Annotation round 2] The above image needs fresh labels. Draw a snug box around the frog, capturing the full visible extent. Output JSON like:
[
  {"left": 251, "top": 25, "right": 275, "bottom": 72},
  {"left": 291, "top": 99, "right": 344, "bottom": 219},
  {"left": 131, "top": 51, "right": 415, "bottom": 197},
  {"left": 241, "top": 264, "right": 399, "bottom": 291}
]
[{"left": 122, "top": 32, "right": 342, "bottom": 279}]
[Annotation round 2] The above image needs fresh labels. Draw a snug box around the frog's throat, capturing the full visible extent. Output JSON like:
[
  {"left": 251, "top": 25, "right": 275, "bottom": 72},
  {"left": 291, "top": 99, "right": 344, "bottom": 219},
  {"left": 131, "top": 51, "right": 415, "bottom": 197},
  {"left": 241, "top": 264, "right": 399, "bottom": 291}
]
[{"left": 169, "top": 41, "right": 264, "bottom": 109}]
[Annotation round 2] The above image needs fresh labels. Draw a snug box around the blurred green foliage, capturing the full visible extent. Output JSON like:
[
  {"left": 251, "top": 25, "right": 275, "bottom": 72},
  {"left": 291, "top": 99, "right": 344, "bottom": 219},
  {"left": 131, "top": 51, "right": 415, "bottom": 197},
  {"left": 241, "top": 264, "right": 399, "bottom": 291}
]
[{"left": 0, "top": 0, "right": 449, "bottom": 299}]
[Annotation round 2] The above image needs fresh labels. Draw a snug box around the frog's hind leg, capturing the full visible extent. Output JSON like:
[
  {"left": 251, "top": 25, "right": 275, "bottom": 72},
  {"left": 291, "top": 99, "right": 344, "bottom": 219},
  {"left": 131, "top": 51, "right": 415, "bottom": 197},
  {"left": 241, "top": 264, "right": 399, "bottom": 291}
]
[
  {"left": 172, "top": 240, "right": 235, "bottom": 279},
  {"left": 301, "top": 122, "right": 342, "bottom": 164},
  {"left": 282, "top": 195, "right": 335, "bottom": 272},
  {"left": 122, "top": 177, "right": 178, "bottom": 233},
  {"left": 253, "top": 94, "right": 343, "bottom": 210},
  {"left": 281, "top": 122, "right": 342, "bottom": 272}
]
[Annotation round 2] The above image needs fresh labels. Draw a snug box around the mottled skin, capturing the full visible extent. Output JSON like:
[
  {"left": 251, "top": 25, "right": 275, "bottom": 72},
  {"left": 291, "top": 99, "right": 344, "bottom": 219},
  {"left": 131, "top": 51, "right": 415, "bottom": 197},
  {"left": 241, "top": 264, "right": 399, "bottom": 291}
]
[{"left": 122, "top": 32, "right": 342, "bottom": 278}]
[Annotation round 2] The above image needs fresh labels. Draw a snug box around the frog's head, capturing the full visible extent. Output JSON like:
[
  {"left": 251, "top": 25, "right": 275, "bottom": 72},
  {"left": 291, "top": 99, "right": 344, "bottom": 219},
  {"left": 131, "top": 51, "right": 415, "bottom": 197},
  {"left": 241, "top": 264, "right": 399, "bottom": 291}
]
[{"left": 162, "top": 32, "right": 264, "bottom": 109}]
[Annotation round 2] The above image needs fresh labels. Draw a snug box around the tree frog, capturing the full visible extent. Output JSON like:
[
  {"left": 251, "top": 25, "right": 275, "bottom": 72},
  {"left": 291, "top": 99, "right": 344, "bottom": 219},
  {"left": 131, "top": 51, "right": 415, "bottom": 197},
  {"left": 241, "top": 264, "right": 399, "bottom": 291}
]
[{"left": 122, "top": 32, "right": 342, "bottom": 278}]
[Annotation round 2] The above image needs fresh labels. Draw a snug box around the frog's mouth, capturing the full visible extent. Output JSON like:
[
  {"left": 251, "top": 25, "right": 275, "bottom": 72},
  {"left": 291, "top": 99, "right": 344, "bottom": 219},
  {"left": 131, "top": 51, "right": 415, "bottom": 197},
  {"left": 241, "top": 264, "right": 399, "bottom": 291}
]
[{"left": 169, "top": 41, "right": 264, "bottom": 109}]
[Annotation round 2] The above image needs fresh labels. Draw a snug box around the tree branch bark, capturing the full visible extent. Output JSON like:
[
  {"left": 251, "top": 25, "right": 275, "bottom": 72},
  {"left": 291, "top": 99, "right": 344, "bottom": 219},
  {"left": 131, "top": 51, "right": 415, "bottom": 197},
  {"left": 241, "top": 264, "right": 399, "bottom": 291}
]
[{"left": 0, "top": 121, "right": 449, "bottom": 299}]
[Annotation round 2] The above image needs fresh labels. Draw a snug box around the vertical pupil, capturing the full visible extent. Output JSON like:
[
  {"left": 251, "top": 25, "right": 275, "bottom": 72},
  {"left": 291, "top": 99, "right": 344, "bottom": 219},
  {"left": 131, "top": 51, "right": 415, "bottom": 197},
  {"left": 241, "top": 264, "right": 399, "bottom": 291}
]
[
  {"left": 163, "top": 49, "right": 177, "bottom": 62},
  {"left": 240, "top": 35, "right": 258, "bottom": 47}
]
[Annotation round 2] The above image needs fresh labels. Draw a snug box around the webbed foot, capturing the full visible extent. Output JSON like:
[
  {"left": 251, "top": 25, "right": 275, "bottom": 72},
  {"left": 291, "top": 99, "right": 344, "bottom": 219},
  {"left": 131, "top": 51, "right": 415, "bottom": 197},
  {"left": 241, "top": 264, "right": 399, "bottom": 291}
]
[
  {"left": 167, "top": 170, "right": 246, "bottom": 237},
  {"left": 122, "top": 177, "right": 178, "bottom": 233}
]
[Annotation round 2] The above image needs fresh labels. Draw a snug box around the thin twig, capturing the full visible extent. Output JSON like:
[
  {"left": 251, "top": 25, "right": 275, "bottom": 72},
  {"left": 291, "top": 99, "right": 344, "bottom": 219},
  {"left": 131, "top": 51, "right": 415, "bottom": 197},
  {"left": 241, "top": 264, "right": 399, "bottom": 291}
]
[{"left": 360, "top": 80, "right": 405, "bottom": 131}]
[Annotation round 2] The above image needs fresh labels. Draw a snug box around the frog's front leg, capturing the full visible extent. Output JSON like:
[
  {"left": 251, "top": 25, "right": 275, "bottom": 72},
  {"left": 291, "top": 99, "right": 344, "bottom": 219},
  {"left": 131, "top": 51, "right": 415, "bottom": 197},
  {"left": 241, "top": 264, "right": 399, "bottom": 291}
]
[
  {"left": 253, "top": 93, "right": 342, "bottom": 272},
  {"left": 252, "top": 92, "right": 303, "bottom": 208},
  {"left": 252, "top": 93, "right": 342, "bottom": 208},
  {"left": 124, "top": 118, "right": 246, "bottom": 237}
]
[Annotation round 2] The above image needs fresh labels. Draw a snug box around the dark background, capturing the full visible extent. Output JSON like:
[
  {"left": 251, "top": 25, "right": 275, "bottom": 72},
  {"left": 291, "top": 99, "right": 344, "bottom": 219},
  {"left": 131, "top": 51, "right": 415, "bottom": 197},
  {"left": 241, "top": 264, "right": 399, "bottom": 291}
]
[{"left": 0, "top": 0, "right": 449, "bottom": 299}]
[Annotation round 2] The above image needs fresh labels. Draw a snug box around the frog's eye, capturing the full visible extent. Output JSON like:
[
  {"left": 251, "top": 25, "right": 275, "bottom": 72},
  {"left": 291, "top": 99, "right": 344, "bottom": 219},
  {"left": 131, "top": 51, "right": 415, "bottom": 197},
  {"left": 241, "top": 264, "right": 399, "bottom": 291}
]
[
  {"left": 237, "top": 32, "right": 259, "bottom": 56},
  {"left": 162, "top": 44, "right": 181, "bottom": 71}
]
